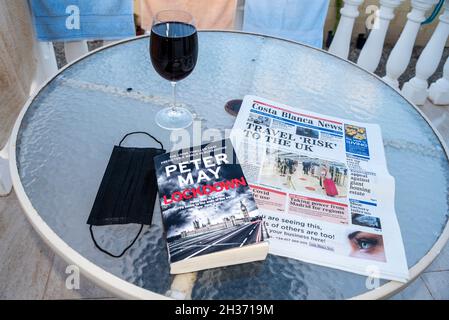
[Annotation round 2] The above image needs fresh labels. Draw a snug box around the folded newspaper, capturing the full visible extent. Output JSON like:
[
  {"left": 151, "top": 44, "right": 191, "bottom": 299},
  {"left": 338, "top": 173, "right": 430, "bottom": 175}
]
[{"left": 230, "top": 95, "right": 409, "bottom": 282}]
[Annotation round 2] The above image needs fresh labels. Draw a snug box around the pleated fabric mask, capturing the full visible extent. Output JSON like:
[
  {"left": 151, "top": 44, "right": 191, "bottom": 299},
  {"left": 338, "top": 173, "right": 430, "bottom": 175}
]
[{"left": 87, "top": 132, "right": 165, "bottom": 258}]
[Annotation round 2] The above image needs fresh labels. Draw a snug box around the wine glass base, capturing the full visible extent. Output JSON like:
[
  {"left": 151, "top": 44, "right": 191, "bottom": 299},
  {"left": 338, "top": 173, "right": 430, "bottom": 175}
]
[{"left": 155, "top": 107, "right": 193, "bottom": 130}]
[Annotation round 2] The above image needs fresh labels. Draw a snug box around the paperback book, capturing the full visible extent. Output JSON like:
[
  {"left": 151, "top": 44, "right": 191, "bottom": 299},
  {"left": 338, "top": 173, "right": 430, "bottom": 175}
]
[{"left": 154, "top": 139, "right": 269, "bottom": 274}]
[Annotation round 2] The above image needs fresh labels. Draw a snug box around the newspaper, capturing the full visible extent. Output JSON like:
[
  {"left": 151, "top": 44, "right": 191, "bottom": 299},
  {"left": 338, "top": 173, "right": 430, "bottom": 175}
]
[{"left": 230, "top": 95, "right": 409, "bottom": 282}]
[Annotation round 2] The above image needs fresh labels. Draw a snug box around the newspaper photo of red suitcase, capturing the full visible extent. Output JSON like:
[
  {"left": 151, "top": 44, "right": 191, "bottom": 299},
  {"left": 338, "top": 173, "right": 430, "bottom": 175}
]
[{"left": 324, "top": 178, "right": 338, "bottom": 197}]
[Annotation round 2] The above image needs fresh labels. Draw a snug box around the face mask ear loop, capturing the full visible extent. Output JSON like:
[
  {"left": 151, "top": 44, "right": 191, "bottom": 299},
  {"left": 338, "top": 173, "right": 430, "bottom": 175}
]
[
  {"left": 90, "top": 224, "right": 144, "bottom": 258},
  {"left": 119, "top": 131, "right": 164, "bottom": 150}
]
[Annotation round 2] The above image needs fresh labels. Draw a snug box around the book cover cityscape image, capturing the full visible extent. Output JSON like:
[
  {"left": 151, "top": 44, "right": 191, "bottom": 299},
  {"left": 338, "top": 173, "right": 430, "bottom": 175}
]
[{"left": 154, "top": 139, "right": 268, "bottom": 264}]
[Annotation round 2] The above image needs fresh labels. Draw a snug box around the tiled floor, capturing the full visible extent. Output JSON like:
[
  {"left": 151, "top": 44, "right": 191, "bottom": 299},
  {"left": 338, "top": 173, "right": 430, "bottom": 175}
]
[
  {"left": 0, "top": 191, "right": 115, "bottom": 300},
  {"left": 0, "top": 99, "right": 448, "bottom": 300}
]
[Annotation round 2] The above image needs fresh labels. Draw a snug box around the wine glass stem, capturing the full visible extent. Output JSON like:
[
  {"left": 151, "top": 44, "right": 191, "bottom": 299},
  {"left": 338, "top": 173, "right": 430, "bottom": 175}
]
[{"left": 171, "top": 81, "right": 177, "bottom": 112}]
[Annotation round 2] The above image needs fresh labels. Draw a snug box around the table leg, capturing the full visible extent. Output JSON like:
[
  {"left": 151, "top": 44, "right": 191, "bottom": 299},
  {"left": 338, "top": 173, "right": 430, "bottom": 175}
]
[
  {"left": 0, "top": 140, "right": 12, "bottom": 197},
  {"left": 166, "top": 272, "right": 197, "bottom": 300}
]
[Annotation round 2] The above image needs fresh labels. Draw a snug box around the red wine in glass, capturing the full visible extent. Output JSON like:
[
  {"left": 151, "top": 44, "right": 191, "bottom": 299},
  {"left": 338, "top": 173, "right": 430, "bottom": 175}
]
[
  {"left": 150, "top": 21, "right": 198, "bottom": 82},
  {"left": 149, "top": 10, "right": 198, "bottom": 130}
]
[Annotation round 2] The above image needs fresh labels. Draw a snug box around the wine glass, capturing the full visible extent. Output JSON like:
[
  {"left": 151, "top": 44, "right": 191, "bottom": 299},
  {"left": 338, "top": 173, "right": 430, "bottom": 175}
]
[{"left": 150, "top": 10, "right": 198, "bottom": 130}]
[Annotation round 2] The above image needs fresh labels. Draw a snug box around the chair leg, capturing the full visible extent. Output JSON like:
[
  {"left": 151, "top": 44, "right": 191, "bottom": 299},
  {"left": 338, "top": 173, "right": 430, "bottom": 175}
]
[{"left": 0, "top": 140, "right": 12, "bottom": 197}]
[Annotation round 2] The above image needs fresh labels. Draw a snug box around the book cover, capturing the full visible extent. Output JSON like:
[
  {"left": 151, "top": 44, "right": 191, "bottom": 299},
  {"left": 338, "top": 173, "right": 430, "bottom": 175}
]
[{"left": 154, "top": 139, "right": 268, "bottom": 274}]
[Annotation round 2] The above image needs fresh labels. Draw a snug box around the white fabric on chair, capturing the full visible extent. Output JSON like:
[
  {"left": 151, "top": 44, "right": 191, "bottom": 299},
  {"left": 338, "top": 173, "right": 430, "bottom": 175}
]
[{"left": 242, "top": 0, "right": 330, "bottom": 48}]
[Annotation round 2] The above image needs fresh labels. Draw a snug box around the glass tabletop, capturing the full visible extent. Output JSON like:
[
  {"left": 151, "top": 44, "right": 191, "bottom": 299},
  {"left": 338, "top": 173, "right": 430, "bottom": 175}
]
[{"left": 15, "top": 31, "right": 449, "bottom": 299}]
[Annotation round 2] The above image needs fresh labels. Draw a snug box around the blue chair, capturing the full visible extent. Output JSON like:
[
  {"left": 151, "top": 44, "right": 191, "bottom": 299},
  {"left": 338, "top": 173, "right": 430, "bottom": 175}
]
[
  {"left": 29, "top": 0, "right": 135, "bottom": 41},
  {"left": 242, "top": 0, "right": 330, "bottom": 48}
]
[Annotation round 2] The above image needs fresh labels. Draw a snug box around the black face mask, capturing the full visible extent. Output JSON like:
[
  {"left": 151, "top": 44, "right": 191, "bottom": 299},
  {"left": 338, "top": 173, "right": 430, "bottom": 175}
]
[{"left": 87, "top": 132, "right": 165, "bottom": 258}]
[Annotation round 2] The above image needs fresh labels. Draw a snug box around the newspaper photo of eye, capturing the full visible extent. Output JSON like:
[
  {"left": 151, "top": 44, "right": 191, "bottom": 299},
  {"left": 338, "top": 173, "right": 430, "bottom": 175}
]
[{"left": 348, "top": 231, "right": 386, "bottom": 262}]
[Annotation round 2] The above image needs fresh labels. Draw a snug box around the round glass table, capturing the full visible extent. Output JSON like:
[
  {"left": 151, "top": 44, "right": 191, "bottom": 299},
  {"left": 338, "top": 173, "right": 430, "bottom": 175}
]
[{"left": 10, "top": 31, "right": 449, "bottom": 299}]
